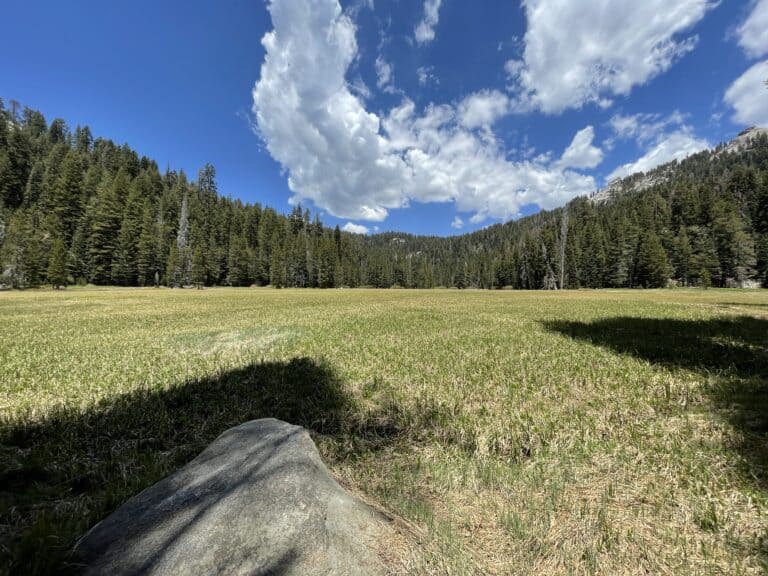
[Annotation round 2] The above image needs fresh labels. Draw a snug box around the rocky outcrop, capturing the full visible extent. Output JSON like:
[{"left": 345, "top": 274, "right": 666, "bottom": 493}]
[
  {"left": 591, "top": 127, "right": 768, "bottom": 205},
  {"left": 716, "top": 127, "right": 768, "bottom": 156},
  {"left": 76, "top": 419, "right": 390, "bottom": 575}
]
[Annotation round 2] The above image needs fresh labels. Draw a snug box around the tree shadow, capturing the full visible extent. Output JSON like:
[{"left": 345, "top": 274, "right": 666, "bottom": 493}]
[
  {"left": 543, "top": 316, "right": 768, "bottom": 491},
  {"left": 0, "top": 358, "right": 403, "bottom": 575}
]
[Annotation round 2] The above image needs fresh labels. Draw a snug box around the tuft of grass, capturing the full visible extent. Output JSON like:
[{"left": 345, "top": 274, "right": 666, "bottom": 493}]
[{"left": 1, "top": 287, "right": 767, "bottom": 574}]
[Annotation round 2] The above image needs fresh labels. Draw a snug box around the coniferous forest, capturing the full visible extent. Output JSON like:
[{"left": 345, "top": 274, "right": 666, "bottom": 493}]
[{"left": 1, "top": 99, "right": 766, "bottom": 290}]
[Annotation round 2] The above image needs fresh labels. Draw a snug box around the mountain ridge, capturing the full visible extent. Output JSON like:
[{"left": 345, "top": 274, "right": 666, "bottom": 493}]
[{"left": 589, "top": 127, "right": 768, "bottom": 206}]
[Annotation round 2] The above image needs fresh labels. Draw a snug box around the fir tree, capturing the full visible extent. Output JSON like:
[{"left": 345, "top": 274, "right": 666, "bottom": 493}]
[
  {"left": 47, "top": 237, "right": 68, "bottom": 289},
  {"left": 635, "top": 230, "right": 670, "bottom": 288},
  {"left": 227, "top": 233, "right": 250, "bottom": 286},
  {"left": 68, "top": 219, "right": 90, "bottom": 283},
  {"left": 191, "top": 246, "right": 206, "bottom": 289},
  {"left": 672, "top": 226, "right": 693, "bottom": 286},
  {"left": 270, "top": 242, "right": 286, "bottom": 288},
  {"left": 166, "top": 244, "right": 180, "bottom": 287},
  {"left": 111, "top": 219, "right": 137, "bottom": 285},
  {"left": 88, "top": 177, "right": 122, "bottom": 284},
  {"left": 136, "top": 202, "right": 158, "bottom": 287},
  {"left": 51, "top": 150, "right": 84, "bottom": 240}
]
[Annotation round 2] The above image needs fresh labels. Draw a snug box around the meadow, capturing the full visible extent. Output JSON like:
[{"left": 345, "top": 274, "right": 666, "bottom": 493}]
[{"left": 1, "top": 287, "right": 767, "bottom": 575}]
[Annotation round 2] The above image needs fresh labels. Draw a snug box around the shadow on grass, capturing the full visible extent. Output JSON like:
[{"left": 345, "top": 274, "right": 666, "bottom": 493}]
[
  {"left": 543, "top": 316, "right": 768, "bottom": 490},
  {"left": 0, "top": 358, "right": 402, "bottom": 575}
]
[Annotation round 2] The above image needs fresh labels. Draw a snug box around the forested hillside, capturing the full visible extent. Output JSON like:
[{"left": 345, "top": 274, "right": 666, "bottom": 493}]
[{"left": 1, "top": 99, "right": 766, "bottom": 289}]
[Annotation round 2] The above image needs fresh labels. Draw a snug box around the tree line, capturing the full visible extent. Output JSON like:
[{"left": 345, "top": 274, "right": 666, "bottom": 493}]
[{"left": 1, "top": 99, "right": 766, "bottom": 290}]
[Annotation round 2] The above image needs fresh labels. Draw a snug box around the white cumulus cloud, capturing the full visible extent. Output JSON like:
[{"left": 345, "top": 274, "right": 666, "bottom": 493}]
[
  {"left": 383, "top": 98, "right": 597, "bottom": 218},
  {"left": 507, "top": 0, "right": 716, "bottom": 114},
  {"left": 342, "top": 222, "right": 370, "bottom": 234},
  {"left": 607, "top": 130, "right": 709, "bottom": 181},
  {"left": 451, "top": 216, "right": 464, "bottom": 229},
  {"left": 253, "top": 0, "right": 599, "bottom": 225},
  {"left": 253, "top": 0, "right": 408, "bottom": 221},
  {"left": 415, "top": 0, "right": 442, "bottom": 44},
  {"left": 556, "top": 126, "right": 603, "bottom": 169},
  {"left": 724, "top": 61, "right": 768, "bottom": 127},
  {"left": 737, "top": 0, "right": 768, "bottom": 58},
  {"left": 457, "top": 90, "right": 510, "bottom": 130}
]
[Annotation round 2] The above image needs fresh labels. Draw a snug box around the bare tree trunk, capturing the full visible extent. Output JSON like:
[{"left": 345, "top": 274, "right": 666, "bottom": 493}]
[{"left": 541, "top": 240, "right": 558, "bottom": 290}]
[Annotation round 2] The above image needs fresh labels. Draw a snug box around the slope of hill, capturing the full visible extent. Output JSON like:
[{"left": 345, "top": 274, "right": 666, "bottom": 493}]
[{"left": 1, "top": 100, "right": 766, "bottom": 290}]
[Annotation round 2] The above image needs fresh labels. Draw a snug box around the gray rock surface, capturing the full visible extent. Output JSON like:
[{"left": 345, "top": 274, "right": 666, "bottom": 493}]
[{"left": 76, "top": 418, "right": 389, "bottom": 575}]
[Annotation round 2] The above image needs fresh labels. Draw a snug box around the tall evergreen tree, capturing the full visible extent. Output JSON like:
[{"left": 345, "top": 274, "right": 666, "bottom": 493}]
[
  {"left": 227, "top": 233, "right": 250, "bottom": 286},
  {"left": 88, "top": 175, "right": 123, "bottom": 284},
  {"left": 136, "top": 202, "right": 158, "bottom": 287},
  {"left": 51, "top": 150, "right": 84, "bottom": 241},
  {"left": 191, "top": 246, "right": 206, "bottom": 289},
  {"left": 47, "top": 237, "right": 68, "bottom": 289},
  {"left": 166, "top": 243, "right": 180, "bottom": 287},
  {"left": 635, "top": 230, "right": 670, "bottom": 288}
]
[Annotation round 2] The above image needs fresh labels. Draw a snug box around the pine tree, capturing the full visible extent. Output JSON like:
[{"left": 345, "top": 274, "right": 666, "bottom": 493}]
[
  {"left": 755, "top": 234, "right": 768, "bottom": 287},
  {"left": 754, "top": 174, "right": 768, "bottom": 236},
  {"left": 690, "top": 229, "right": 721, "bottom": 287},
  {"left": 136, "top": 202, "right": 158, "bottom": 286},
  {"left": 287, "top": 232, "right": 308, "bottom": 287},
  {"left": 635, "top": 230, "right": 670, "bottom": 288},
  {"left": 1, "top": 211, "right": 45, "bottom": 288},
  {"left": 581, "top": 218, "right": 606, "bottom": 287},
  {"left": 75, "top": 125, "right": 93, "bottom": 154},
  {"left": 0, "top": 128, "right": 31, "bottom": 209},
  {"left": 227, "top": 233, "right": 250, "bottom": 286},
  {"left": 47, "top": 237, "right": 68, "bottom": 289},
  {"left": 69, "top": 218, "right": 90, "bottom": 283},
  {"left": 166, "top": 244, "right": 180, "bottom": 287},
  {"left": 51, "top": 150, "right": 84, "bottom": 240},
  {"left": 316, "top": 236, "right": 337, "bottom": 288},
  {"left": 752, "top": 175, "right": 768, "bottom": 286},
  {"left": 270, "top": 242, "right": 286, "bottom": 288},
  {"left": 191, "top": 246, "right": 206, "bottom": 288},
  {"left": 713, "top": 201, "right": 756, "bottom": 285},
  {"left": 88, "top": 177, "right": 122, "bottom": 284},
  {"left": 111, "top": 219, "right": 137, "bottom": 285},
  {"left": 48, "top": 118, "right": 68, "bottom": 145},
  {"left": 1, "top": 213, "right": 27, "bottom": 287},
  {"left": 23, "top": 161, "right": 45, "bottom": 207},
  {"left": 455, "top": 261, "right": 468, "bottom": 289},
  {"left": 672, "top": 226, "right": 693, "bottom": 286}
]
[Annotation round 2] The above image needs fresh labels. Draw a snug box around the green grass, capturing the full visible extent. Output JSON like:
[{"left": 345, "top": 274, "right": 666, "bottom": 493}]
[{"left": 1, "top": 287, "right": 767, "bottom": 574}]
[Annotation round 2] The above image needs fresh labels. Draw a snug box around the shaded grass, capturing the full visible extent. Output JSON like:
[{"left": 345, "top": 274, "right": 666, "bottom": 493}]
[
  {"left": 1, "top": 358, "right": 410, "bottom": 574},
  {"left": 543, "top": 316, "right": 768, "bottom": 491},
  {"left": 1, "top": 287, "right": 768, "bottom": 574}
]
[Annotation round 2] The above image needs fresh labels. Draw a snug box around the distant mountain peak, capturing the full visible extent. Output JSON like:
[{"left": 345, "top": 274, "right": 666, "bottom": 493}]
[
  {"left": 719, "top": 126, "right": 768, "bottom": 156},
  {"left": 591, "top": 127, "right": 768, "bottom": 204}
]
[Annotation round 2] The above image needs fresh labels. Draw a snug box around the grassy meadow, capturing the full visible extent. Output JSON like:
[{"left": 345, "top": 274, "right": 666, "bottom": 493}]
[{"left": 1, "top": 287, "right": 767, "bottom": 574}]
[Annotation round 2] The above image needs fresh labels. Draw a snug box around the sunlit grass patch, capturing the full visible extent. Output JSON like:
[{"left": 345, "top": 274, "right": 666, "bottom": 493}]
[{"left": 170, "top": 326, "right": 301, "bottom": 358}]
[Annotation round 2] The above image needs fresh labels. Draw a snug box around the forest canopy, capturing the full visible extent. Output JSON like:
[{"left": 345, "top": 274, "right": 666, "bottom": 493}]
[{"left": 1, "top": 99, "right": 766, "bottom": 290}]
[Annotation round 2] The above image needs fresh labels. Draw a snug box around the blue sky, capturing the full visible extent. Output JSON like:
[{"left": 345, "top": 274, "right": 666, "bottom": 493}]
[{"left": 2, "top": 0, "right": 767, "bottom": 236}]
